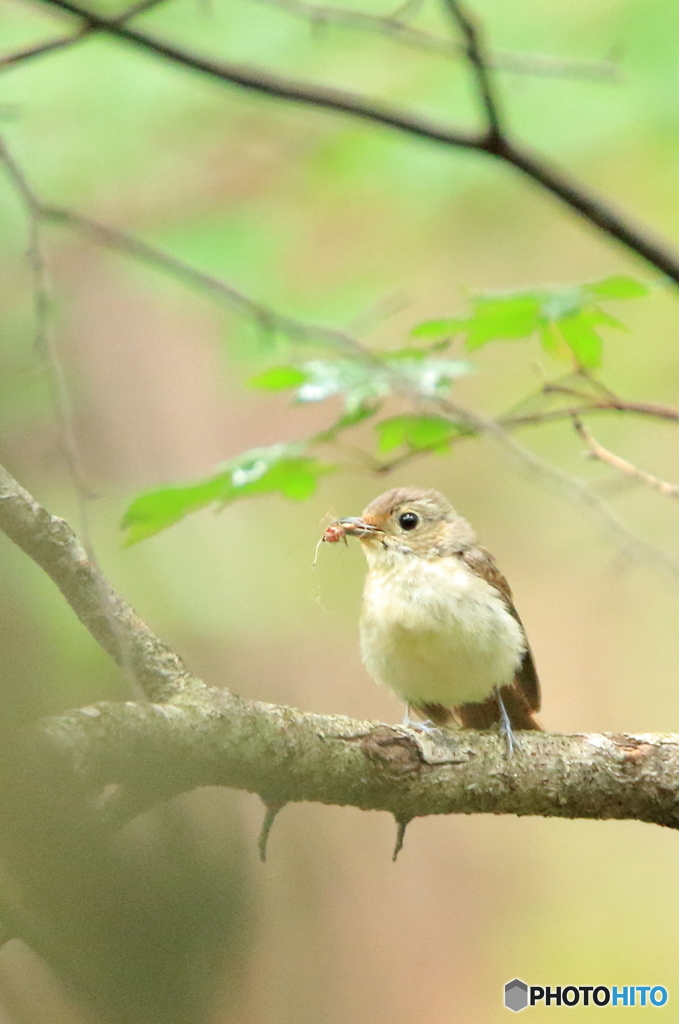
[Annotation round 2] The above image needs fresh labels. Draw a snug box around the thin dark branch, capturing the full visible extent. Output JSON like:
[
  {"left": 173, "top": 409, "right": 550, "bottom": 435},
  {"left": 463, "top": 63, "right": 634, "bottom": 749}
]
[
  {"left": 29, "top": 0, "right": 484, "bottom": 146},
  {"left": 0, "top": 34, "right": 85, "bottom": 70},
  {"left": 441, "top": 0, "right": 502, "bottom": 143},
  {"left": 28, "top": 0, "right": 679, "bottom": 287},
  {"left": 0, "top": 0, "right": 176, "bottom": 72},
  {"left": 0, "top": 0, "right": 621, "bottom": 79},
  {"left": 429, "top": 394, "right": 679, "bottom": 583},
  {"left": 503, "top": 398, "right": 679, "bottom": 429}
]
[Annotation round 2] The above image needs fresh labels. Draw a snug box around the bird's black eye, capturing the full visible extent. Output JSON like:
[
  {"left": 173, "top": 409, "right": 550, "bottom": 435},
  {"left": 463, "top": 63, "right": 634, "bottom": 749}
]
[{"left": 398, "top": 511, "right": 419, "bottom": 531}]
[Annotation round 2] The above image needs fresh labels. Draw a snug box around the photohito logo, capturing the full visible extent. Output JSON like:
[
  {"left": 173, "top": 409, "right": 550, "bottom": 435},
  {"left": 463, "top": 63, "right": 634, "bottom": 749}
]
[{"left": 504, "top": 979, "right": 668, "bottom": 1012}]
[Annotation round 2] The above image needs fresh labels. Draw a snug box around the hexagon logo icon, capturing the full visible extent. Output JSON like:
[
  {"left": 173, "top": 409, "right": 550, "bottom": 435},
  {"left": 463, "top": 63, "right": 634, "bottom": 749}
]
[{"left": 504, "top": 978, "right": 529, "bottom": 1012}]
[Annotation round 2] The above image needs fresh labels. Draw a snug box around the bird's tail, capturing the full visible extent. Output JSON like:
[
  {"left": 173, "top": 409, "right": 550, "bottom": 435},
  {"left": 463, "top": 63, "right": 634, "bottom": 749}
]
[
  {"left": 456, "top": 683, "right": 542, "bottom": 731},
  {"left": 419, "top": 683, "right": 542, "bottom": 731}
]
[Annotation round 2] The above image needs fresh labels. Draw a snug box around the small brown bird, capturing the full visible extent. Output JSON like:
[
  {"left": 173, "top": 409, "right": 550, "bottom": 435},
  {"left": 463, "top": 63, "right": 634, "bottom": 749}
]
[{"left": 324, "top": 487, "right": 541, "bottom": 749}]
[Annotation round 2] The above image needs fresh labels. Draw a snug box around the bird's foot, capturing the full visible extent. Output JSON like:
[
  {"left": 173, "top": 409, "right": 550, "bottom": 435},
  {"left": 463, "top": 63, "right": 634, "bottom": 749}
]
[
  {"left": 401, "top": 705, "right": 439, "bottom": 735},
  {"left": 494, "top": 687, "right": 517, "bottom": 757}
]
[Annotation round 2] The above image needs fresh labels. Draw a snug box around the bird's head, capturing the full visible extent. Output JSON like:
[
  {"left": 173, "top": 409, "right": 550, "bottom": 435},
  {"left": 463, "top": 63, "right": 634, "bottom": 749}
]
[{"left": 334, "top": 487, "right": 475, "bottom": 561}]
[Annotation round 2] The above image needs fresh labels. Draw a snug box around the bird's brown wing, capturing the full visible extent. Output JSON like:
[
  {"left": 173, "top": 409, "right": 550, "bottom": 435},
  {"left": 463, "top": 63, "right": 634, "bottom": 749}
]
[{"left": 460, "top": 544, "right": 541, "bottom": 715}]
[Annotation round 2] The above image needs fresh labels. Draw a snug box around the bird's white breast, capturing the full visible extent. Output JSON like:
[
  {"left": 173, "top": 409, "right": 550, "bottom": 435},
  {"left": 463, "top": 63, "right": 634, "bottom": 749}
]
[{"left": 359, "top": 551, "right": 525, "bottom": 707}]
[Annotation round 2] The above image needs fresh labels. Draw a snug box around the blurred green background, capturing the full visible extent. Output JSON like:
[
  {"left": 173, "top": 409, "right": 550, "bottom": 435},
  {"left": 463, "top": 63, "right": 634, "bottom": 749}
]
[{"left": 2, "top": 0, "right": 679, "bottom": 1020}]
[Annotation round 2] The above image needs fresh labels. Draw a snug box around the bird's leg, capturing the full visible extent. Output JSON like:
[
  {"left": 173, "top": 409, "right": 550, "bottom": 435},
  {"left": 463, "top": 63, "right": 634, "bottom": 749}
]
[
  {"left": 401, "top": 702, "right": 437, "bottom": 734},
  {"left": 494, "top": 687, "right": 516, "bottom": 757}
]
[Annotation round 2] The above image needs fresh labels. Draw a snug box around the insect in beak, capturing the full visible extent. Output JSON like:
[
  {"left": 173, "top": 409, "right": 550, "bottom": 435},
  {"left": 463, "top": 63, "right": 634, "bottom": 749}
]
[{"left": 336, "top": 517, "right": 382, "bottom": 539}]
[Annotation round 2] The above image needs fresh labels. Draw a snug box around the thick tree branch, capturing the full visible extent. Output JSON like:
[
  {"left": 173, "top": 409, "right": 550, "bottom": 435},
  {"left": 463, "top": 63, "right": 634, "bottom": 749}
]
[
  {"left": 27, "top": 0, "right": 679, "bottom": 287},
  {"left": 0, "top": 460, "right": 678, "bottom": 835},
  {"left": 34, "top": 698, "right": 679, "bottom": 833}
]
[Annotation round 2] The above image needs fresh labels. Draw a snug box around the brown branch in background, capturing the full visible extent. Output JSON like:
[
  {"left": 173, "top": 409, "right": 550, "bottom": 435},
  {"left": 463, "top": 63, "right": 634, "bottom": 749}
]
[
  {"left": 0, "top": 138, "right": 93, "bottom": 522},
  {"left": 42, "top": 206, "right": 367, "bottom": 356},
  {"left": 572, "top": 415, "right": 679, "bottom": 500},
  {"left": 38, "top": 208, "right": 679, "bottom": 434},
  {"left": 27, "top": 0, "right": 679, "bottom": 288},
  {"left": 0, "top": 138, "right": 152, "bottom": 700},
  {"left": 0, "top": 34, "right": 86, "bottom": 69}
]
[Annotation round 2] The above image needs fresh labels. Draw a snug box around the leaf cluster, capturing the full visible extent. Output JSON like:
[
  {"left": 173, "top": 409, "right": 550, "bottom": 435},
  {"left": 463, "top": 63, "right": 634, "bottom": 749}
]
[{"left": 122, "top": 275, "right": 650, "bottom": 544}]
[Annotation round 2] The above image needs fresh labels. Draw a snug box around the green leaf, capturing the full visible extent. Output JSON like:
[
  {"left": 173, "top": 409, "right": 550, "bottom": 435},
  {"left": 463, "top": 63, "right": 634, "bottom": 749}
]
[
  {"left": 538, "top": 323, "right": 568, "bottom": 359},
  {"left": 122, "top": 444, "right": 334, "bottom": 544},
  {"left": 375, "top": 414, "right": 464, "bottom": 454},
  {"left": 464, "top": 295, "right": 542, "bottom": 350},
  {"left": 410, "top": 318, "right": 469, "bottom": 340},
  {"left": 121, "top": 475, "right": 232, "bottom": 545},
  {"left": 537, "top": 286, "right": 585, "bottom": 321},
  {"left": 249, "top": 366, "right": 309, "bottom": 390},
  {"left": 553, "top": 312, "right": 603, "bottom": 369},
  {"left": 584, "top": 275, "right": 649, "bottom": 299},
  {"left": 411, "top": 274, "right": 649, "bottom": 367}
]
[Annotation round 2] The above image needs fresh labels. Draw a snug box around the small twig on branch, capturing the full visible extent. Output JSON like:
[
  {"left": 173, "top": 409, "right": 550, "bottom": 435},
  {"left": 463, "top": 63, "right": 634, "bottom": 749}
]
[
  {"left": 572, "top": 415, "right": 679, "bottom": 500},
  {"left": 428, "top": 394, "right": 679, "bottom": 583},
  {"left": 248, "top": 0, "right": 621, "bottom": 81},
  {"left": 441, "top": 0, "right": 503, "bottom": 144},
  {"left": 0, "top": 0, "right": 175, "bottom": 71},
  {"left": 503, "top": 399, "right": 679, "bottom": 429}
]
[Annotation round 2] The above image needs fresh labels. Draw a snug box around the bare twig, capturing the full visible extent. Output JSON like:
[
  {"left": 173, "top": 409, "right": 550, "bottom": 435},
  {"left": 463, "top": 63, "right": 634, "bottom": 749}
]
[
  {"left": 249, "top": 0, "right": 621, "bottom": 81},
  {"left": 503, "top": 399, "right": 679, "bottom": 430},
  {"left": 573, "top": 416, "right": 679, "bottom": 500},
  {"left": 0, "top": 0, "right": 621, "bottom": 80},
  {"left": 441, "top": 0, "right": 503, "bottom": 143},
  {"left": 0, "top": 138, "right": 93, "bottom": 526},
  {"left": 0, "top": 0, "right": 176, "bottom": 71},
  {"left": 429, "top": 395, "right": 679, "bottom": 583},
  {"left": 0, "top": 35, "right": 86, "bottom": 69}
]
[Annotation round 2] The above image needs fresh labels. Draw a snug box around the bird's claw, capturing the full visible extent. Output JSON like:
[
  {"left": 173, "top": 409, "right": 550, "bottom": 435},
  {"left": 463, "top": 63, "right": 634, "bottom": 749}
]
[{"left": 401, "top": 712, "right": 439, "bottom": 735}]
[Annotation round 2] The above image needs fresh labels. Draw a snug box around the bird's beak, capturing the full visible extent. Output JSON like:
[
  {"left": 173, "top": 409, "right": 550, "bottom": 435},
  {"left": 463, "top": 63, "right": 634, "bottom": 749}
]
[{"left": 337, "top": 516, "right": 382, "bottom": 539}]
